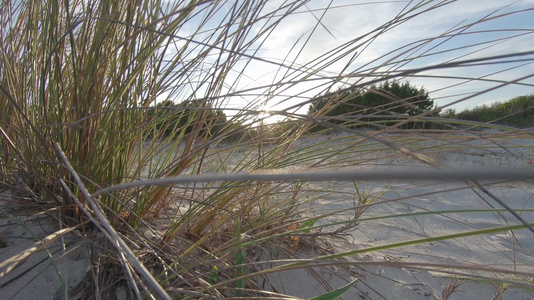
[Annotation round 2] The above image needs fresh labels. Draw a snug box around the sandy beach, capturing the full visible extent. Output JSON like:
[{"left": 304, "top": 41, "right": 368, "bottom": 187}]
[{"left": 1, "top": 131, "right": 533, "bottom": 299}]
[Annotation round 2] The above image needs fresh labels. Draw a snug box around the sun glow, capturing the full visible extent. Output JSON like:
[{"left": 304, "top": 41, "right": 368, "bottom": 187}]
[{"left": 256, "top": 109, "right": 284, "bottom": 124}]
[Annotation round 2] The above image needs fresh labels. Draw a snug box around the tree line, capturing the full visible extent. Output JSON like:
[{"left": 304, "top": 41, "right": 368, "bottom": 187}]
[
  {"left": 146, "top": 99, "right": 228, "bottom": 139},
  {"left": 308, "top": 81, "right": 533, "bottom": 130},
  {"left": 307, "top": 81, "right": 435, "bottom": 130},
  {"left": 148, "top": 85, "right": 532, "bottom": 141},
  {"left": 439, "top": 94, "right": 534, "bottom": 128}
]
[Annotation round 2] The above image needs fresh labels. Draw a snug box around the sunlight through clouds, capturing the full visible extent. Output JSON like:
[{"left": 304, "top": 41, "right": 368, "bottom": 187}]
[{"left": 156, "top": 1, "right": 533, "bottom": 120}]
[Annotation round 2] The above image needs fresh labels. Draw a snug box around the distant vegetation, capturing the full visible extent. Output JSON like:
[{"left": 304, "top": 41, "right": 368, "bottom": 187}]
[
  {"left": 146, "top": 100, "right": 228, "bottom": 139},
  {"left": 146, "top": 100, "right": 278, "bottom": 142},
  {"left": 440, "top": 94, "right": 534, "bottom": 128},
  {"left": 308, "top": 81, "right": 435, "bottom": 131},
  {"left": 307, "top": 81, "right": 533, "bottom": 131}
]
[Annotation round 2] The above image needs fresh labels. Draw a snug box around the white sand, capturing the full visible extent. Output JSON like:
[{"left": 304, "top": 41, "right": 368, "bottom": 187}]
[
  {"left": 262, "top": 131, "right": 534, "bottom": 299},
  {"left": 0, "top": 191, "right": 91, "bottom": 299},
  {"left": 1, "top": 131, "right": 533, "bottom": 299}
]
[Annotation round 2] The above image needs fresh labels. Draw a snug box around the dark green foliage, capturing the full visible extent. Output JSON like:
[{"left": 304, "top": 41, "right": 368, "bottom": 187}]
[
  {"left": 441, "top": 94, "right": 534, "bottom": 128},
  {"left": 308, "top": 81, "right": 434, "bottom": 130},
  {"left": 439, "top": 108, "right": 457, "bottom": 119},
  {"left": 147, "top": 100, "right": 228, "bottom": 139}
]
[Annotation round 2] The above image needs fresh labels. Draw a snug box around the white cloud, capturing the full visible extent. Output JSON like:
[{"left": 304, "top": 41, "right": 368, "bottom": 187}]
[
  {"left": 238, "top": 0, "right": 534, "bottom": 113},
  {"left": 163, "top": 0, "right": 533, "bottom": 118}
]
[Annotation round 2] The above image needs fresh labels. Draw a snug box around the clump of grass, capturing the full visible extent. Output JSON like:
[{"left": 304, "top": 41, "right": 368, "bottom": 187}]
[
  {"left": 1, "top": 0, "right": 534, "bottom": 299},
  {"left": 442, "top": 277, "right": 462, "bottom": 300}
]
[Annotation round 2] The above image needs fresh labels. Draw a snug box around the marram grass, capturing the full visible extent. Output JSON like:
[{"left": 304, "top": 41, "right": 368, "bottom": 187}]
[{"left": 1, "top": 0, "right": 534, "bottom": 299}]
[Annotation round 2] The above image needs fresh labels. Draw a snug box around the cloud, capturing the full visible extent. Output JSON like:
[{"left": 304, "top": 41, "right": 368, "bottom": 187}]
[
  {"left": 242, "top": 0, "right": 534, "bottom": 112},
  {"left": 168, "top": 0, "right": 533, "bottom": 116}
]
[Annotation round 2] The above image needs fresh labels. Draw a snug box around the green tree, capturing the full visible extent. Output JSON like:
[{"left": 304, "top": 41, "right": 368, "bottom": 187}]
[
  {"left": 444, "top": 94, "right": 534, "bottom": 127},
  {"left": 439, "top": 108, "right": 457, "bottom": 119},
  {"left": 308, "top": 81, "right": 434, "bottom": 129},
  {"left": 147, "top": 100, "right": 228, "bottom": 138}
]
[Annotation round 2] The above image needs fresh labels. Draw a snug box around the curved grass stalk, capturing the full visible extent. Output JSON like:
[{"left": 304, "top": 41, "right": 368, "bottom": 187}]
[
  {"left": 204, "top": 222, "right": 534, "bottom": 292},
  {"left": 91, "top": 169, "right": 534, "bottom": 198},
  {"left": 55, "top": 143, "right": 172, "bottom": 300}
]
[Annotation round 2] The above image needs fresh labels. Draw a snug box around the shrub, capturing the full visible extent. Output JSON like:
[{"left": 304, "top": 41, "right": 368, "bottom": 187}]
[
  {"left": 443, "top": 94, "right": 534, "bottom": 127},
  {"left": 308, "top": 81, "right": 434, "bottom": 130}
]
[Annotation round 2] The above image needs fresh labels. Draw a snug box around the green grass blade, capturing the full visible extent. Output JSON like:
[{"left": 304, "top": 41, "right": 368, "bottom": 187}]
[{"left": 308, "top": 278, "right": 358, "bottom": 300}]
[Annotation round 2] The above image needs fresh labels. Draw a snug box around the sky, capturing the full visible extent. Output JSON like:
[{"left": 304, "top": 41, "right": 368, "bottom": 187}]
[{"left": 161, "top": 0, "right": 534, "bottom": 121}]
